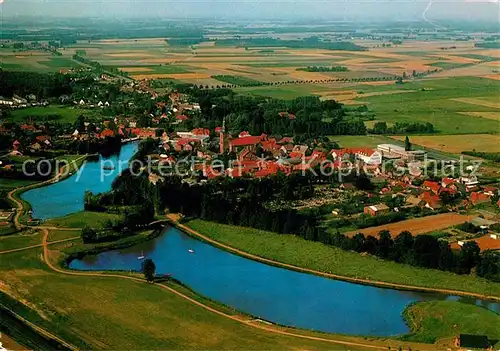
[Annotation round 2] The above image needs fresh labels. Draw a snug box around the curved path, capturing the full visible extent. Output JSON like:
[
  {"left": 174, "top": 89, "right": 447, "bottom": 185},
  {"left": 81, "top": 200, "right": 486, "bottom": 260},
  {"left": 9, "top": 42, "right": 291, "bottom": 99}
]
[
  {"left": 7, "top": 155, "right": 88, "bottom": 230},
  {"left": 38, "top": 228, "right": 405, "bottom": 351},
  {"left": 172, "top": 219, "right": 500, "bottom": 302}
]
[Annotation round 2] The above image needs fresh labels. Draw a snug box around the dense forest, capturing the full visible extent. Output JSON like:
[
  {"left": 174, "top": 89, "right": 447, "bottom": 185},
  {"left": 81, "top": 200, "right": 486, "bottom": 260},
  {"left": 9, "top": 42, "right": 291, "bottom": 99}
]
[
  {"left": 0, "top": 71, "right": 72, "bottom": 99},
  {"left": 175, "top": 86, "right": 367, "bottom": 137}
]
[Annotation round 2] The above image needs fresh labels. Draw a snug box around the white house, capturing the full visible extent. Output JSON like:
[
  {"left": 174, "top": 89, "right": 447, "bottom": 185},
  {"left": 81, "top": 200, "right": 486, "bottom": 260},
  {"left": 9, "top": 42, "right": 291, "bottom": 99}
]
[{"left": 0, "top": 97, "right": 13, "bottom": 105}]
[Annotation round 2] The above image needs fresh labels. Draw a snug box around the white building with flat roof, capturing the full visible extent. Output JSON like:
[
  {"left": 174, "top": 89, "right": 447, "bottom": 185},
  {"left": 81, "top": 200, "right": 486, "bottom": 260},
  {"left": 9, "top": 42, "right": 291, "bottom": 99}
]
[{"left": 377, "top": 144, "right": 426, "bottom": 161}]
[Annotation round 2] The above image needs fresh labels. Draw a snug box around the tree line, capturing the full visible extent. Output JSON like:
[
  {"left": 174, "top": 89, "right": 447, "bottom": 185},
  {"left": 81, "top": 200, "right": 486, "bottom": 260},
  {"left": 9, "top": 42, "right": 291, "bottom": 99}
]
[
  {"left": 329, "top": 230, "right": 499, "bottom": 282},
  {"left": 297, "top": 66, "right": 349, "bottom": 72},
  {"left": 369, "top": 121, "right": 435, "bottom": 134}
]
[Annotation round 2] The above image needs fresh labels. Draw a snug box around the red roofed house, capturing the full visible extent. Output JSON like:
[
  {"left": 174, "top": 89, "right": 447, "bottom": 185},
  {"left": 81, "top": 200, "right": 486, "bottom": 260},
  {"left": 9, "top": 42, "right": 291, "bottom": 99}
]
[
  {"left": 99, "top": 129, "right": 115, "bottom": 138},
  {"left": 331, "top": 148, "right": 382, "bottom": 165},
  {"left": 423, "top": 180, "right": 441, "bottom": 194},
  {"left": 229, "top": 135, "right": 263, "bottom": 152},
  {"left": 176, "top": 115, "right": 189, "bottom": 121},
  {"left": 483, "top": 186, "right": 499, "bottom": 197},
  {"left": 192, "top": 128, "right": 210, "bottom": 137},
  {"left": 442, "top": 177, "right": 456, "bottom": 187},
  {"left": 278, "top": 137, "right": 293, "bottom": 144},
  {"left": 420, "top": 191, "right": 442, "bottom": 210},
  {"left": 20, "top": 124, "right": 37, "bottom": 132},
  {"left": 470, "top": 192, "right": 490, "bottom": 205}
]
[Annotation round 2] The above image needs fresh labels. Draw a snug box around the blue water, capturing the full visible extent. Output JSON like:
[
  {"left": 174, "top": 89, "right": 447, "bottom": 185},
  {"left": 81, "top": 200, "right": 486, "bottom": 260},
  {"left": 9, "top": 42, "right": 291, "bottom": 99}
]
[
  {"left": 21, "top": 142, "right": 138, "bottom": 220},
  {"left": 70, "top": 226, "right": 500, "bottom": 337}
]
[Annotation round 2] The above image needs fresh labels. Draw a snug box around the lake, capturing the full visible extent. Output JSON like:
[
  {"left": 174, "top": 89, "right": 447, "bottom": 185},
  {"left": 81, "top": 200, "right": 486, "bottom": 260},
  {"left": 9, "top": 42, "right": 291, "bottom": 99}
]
[
  {"left": 70, "top": 225, "right": 500, "bottom": 337},
  {"left": 21, "top": 142, "right": 138, "bottom": 220}
]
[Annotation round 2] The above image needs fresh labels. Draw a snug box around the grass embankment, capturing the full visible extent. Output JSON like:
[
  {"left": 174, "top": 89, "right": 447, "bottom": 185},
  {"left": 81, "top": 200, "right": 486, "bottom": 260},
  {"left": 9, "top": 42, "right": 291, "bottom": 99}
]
[
  {"left": 0, "top": 235, "right": 426, "bottom": 350},
  {"left": 44, "top": 211, "right": 120, "bottom": 229},
  {"left": 403, "top": 301, "right": 500, "bottom": 347},
  {"left": 185, "top": 220, "right": 500, "bottom": 298}
]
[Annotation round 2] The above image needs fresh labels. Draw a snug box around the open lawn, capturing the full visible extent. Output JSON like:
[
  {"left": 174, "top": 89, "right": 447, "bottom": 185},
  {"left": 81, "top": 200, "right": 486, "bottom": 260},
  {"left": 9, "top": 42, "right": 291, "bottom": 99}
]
[
  {"left": 10, "top": 105, "right": 102, "bottom": 123},
  {"left": 186, "top": 220, "right": 500, "bottom": 297},
  {"left": 403, "top": 301, "right": 500, "bottom": 346},
  {"left": 44, "top": 211, "right": 121, "bottom": 229},
  {"left": 391, "top": 134, "right": 500, "bottom": 154}
]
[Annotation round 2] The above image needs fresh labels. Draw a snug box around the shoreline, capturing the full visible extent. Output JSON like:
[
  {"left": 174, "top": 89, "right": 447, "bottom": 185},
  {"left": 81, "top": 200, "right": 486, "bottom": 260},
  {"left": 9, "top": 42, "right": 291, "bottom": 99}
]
[
  {"left": 166, "top": 218, "right": 500, "bottom": 302},
  {"left": 7, "top": 154, "right": 89, "bottom": 228}
]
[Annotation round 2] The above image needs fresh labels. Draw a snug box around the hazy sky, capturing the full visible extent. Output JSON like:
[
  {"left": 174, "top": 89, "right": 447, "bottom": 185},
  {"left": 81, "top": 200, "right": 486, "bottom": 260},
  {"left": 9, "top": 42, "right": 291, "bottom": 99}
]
[{"left": 1, "top": 0, "right": 499, "bottom": 21}]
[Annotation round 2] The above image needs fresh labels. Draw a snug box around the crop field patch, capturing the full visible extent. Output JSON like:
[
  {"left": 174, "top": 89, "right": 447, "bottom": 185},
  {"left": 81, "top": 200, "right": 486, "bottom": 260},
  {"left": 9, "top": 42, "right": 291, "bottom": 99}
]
[
  {"left": 391, "top": 134, "right": 500, "bottom": 153},
  {"left": 130, "top": 73, "right": 211, "bottom": 80},
  {"left": 345, "top": 213, "right": 472, "bottom": 238},
  {"left": 458, "top": 111, "right": 500, "bottom": 121},
  {"left": 451, "top": 235, "right": 500, "bottom": 252},
  {"left": 451, "top": 97, "right": 500, "bottom": 109}
]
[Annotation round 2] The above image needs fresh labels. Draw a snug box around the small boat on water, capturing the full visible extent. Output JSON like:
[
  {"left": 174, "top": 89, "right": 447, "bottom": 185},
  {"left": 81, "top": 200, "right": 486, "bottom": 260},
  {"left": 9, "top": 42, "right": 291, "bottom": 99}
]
[
  {"left": 188, "top": 249, "right": 194, "bottom": 254},
  {"left": 102, "top": 165, "right": 115, "bottom": 170},
  {"left": 137, "top": 251, "right": 145, "bottom": 260}
]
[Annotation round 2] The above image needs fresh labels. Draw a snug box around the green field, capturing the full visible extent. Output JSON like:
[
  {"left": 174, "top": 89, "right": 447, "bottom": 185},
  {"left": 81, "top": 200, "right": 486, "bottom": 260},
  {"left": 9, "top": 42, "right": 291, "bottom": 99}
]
[
  {"left": 186, "top": 220, "right": 500, "bottom": 297},
  {"left": 0, "top": 52, "right": 84, "bottom": 72},
  {"left": 329, "top": 135, "right": 395, "bottom": 148},
  {"left": 0, "top": 232, "right": 42, "bottom": 251},
  {"left": 403, "top": 301, "right": 500, "bottom": 346},
  {"left": 44, "top": 211, "right": 121, "bottom": 229},
  {"left": 428, "top": 61, "right": 468, "bottom": 69},
  {"left": 237, "top": 77, "right": 500, "bottom": 134},
  {"left": 40, "top": 57, "right": 85, "bottom": 69},
  {"left": 0, "top": 179, "right": 39, "bottom": 192},
  {"left": 10, "top": 105, "right": 102, "bottom": 123}
]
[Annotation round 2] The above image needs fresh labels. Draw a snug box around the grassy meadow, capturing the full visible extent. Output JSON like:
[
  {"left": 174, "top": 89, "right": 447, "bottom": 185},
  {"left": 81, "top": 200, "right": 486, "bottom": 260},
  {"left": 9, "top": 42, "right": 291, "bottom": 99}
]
[
  {"left": 403, "top": 301, "right": 500, "bottom": 346},
  {"left": 44, "top": 211, "right": 121, "bottom": 229},
  {"left": 10, "top": 105, "right": 102, "bottom": 123},
  {"left": 185, "top": 220, "right": 500, "bottom": 297}
]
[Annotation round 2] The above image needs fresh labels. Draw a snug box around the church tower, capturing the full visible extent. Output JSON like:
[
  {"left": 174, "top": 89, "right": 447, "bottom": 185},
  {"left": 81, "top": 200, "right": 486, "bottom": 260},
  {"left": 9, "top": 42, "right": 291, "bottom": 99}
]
[{"left": 219, "top": 118, "right": 227, "bottom": 154}]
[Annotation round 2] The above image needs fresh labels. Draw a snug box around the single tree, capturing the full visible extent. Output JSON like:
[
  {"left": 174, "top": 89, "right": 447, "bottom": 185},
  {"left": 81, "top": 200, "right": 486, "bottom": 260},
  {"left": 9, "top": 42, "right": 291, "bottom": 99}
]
[
  {"left": 142, "top": 258, "right": 156, "bottom": 283},
  {"left": 404, "top": 136, "right": 412, "bottom": 151},
  {"left": 81, "top": 226, "right": 97, "bottom": 243}
]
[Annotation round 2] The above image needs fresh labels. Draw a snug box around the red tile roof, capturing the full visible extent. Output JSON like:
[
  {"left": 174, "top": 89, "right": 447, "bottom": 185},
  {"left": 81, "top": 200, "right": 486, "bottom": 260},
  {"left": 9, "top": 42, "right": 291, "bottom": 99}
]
[
  {"left": 176, "top": 115, "right": 188, "bottom": 121},
  {"left": 331, "top": 148, "right": 377, "bottom": 158},
  {"left": 470, "top": 192, "right": 490, "bottom": 205},
  {"left": 192, "top": 128, "right": 210, "bottom": 136},
  {"left": 423, "top": 180, "right": 441, "bottom": 193},
  {"left": 442, "top": 177, "right": 456, "bottom": 186},
  {"left": 229, "top": 135, "right": 262, "bottom": 147},
  {"left": 278, "top": 137, "right": 293, "bottom": 144},
  {"left": 100, "top": 129, "right": 115, "bottom": 138}
]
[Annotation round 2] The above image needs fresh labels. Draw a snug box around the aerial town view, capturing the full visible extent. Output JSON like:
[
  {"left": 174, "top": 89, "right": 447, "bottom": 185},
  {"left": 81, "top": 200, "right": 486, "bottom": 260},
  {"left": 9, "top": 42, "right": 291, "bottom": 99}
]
[{"left": 0, "top": 0, "right": 499, "bottom": 350}]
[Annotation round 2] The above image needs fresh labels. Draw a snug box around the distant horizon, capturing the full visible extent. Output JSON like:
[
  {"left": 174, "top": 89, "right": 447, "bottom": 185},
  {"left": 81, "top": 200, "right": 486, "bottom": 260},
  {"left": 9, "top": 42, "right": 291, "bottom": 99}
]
[{"left": 1, "top": 0, "right": 499, "bottom": 23}]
